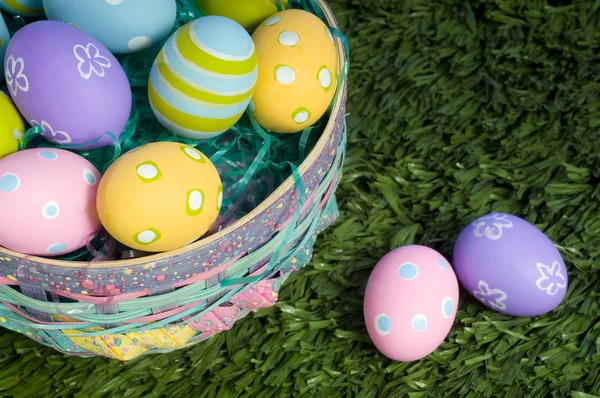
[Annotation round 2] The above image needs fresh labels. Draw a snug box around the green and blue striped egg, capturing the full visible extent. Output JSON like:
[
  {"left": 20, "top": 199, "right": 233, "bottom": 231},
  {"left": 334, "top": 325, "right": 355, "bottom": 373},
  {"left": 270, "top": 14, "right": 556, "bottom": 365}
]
[
  {"left": 0, "top": 0, "right": 43, "bottom": 16},
  {"left": 148, "top": 16, "right": 258, "bottom": 140}
]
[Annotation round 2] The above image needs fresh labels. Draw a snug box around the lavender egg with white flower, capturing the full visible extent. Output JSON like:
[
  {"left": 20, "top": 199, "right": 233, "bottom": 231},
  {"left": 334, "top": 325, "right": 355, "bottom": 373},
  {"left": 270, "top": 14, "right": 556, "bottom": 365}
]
[
  {"left": 4, "top": 20, "right": 131, "bottom": 149},
  {"left": 453, "top": 213, "right": 568, "bottom": 317}
]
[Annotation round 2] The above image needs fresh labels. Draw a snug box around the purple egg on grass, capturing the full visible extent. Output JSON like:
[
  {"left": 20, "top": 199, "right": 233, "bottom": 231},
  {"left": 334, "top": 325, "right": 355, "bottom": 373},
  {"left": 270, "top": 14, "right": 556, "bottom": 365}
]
[
  {"left": 453, "top": 213, "right": 568, "bottom": 316},
  {"left": 4, "top": 21, "right": 131, "bottom": 149}
]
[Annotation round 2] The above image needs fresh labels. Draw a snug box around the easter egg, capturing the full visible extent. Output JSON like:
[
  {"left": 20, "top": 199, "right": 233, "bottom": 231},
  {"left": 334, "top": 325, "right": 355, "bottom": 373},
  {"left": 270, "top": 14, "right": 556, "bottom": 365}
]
[
  {"left": 364, "top": 245, "right": 459, "bottom": 362},
  {"left": 4, "top": 21, "right": 132, "bottom": 149},
  {"left": 453, "top": 213, "right": 568, "bottom": 316},
  {"left": 43, "top": 0, "right": 177, "bottom": 54},
  {"left": 0, "top": 0, "right": 43, "bottom": 16},
  {"left": 195, "top": 0, "right": 287, "bottom": 31},
  {"left": 0, "top": 148, "right": 101, "bottom": 256},
  {"left": 0, "top": 13, "right": 9, "bottom": 76},
  {"left": 148, "top": 16, "right": 257, "bottom": 140},
  {"left": 97, "top": 142, "right": 223, "bottom": 252},
  {"left": 250, "top": 9, "right": 338, "bottom": 133},
  {"left": 0, "top": 92, "right": 24, "bottom": 159}
]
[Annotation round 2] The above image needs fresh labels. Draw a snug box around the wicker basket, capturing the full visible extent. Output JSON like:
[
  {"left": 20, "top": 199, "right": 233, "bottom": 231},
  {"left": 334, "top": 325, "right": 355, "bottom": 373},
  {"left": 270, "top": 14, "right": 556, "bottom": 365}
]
[{"left": 0, "top": 1, "right": 347, "bottom": 361}]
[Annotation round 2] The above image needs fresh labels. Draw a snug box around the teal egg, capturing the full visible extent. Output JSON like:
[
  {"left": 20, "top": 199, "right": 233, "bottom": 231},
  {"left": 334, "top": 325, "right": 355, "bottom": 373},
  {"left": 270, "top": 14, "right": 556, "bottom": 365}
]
[
  {"left": 0, "top": 14, "right": 9, "bottom": 76},
  {"left": 43, "top": 0, "right": 177, "bottom": 54}
]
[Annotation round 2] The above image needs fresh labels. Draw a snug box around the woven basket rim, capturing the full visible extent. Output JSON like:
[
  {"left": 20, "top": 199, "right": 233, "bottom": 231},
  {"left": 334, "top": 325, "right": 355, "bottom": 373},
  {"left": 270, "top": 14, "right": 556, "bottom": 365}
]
[{"left": 0, "top": 0, "right": 346, "bottom": 269}]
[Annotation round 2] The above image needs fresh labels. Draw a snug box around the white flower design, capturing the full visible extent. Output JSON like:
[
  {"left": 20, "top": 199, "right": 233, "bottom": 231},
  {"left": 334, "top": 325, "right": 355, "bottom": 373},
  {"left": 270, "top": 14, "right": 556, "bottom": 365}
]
[
  {"left": 473, "top": 213, "right": 513, "bottom": 240},
  {"left": 472, "top": 280, "right": 508, "bottom": 311},
  {"left": 5, "top": 56, "right": 29, "bottom": 97},
  {"left": 73, "top": 43, "right": 111, "bottom": 80},
  {"left": 536, "top": 261, "right": 567, "bottom": 296},
  {"left": 30, "top": 120, "right": 72, "bottom": 144}
]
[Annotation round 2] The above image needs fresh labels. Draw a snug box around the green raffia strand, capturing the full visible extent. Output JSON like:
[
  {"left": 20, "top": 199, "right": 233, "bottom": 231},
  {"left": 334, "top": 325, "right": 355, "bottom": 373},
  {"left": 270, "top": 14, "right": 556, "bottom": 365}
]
[
  {"left": 0, "top": 0, "right": 349, "bottom": 263},
  {"left": 3, "top": 0, "right": 600, "bottom": 397}
]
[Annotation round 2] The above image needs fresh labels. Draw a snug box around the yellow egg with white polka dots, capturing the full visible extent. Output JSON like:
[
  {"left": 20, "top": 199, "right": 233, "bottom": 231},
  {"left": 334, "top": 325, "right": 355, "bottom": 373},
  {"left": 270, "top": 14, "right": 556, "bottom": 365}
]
[
  {"left": 250, "top": 9, "right": 338, "bottom": 133},
  {"left": 97, "top": 142, "right": 222, "bottom": 252},
  {"left": 0, "top": 92, "right": 25, "bottom": 159}
]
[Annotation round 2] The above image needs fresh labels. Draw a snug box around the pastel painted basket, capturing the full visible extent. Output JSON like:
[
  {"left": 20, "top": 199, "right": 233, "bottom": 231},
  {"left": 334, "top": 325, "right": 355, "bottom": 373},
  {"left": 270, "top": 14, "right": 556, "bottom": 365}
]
[{"left": 0, "top": 0, "right": 347, "bottom": 361}]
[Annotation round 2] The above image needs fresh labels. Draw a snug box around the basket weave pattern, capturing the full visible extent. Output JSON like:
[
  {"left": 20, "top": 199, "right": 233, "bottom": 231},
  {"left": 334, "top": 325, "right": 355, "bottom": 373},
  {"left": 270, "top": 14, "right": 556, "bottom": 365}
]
[{"left": 0, "top": 0, "right": 347, "bottom": 360}]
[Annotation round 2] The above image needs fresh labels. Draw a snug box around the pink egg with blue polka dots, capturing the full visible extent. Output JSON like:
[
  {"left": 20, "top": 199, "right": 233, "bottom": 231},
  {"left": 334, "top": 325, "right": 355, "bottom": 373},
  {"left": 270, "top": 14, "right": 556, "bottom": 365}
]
[
  {"left": 364, "top": 245, "right": 459, "bottom": 362},
  {"left": 0, "top": 148, "right": 101, "bottom": 256}
]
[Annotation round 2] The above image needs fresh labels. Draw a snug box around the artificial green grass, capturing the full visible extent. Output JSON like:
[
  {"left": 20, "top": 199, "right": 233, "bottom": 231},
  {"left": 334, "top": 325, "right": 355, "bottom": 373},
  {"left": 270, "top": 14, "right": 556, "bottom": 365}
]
[{"left": 2, "top": 0, "right": 600, "bottom": 396}]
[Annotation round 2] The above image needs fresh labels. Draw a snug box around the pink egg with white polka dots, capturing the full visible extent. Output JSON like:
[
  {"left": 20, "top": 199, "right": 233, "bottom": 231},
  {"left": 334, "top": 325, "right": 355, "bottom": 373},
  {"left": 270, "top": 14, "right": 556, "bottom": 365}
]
[
  {"left": 0, "top": 148, "right": 101, "bottom": 256},
  {"left": 364, "top": 245, "right": 459, "bottom": 362}
]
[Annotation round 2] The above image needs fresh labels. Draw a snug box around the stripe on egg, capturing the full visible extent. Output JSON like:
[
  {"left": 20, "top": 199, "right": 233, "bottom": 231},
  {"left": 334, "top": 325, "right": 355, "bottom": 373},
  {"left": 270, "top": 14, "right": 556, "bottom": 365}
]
[
  {"left": 175, "top": 23, "right": 257, "bottom": 76},
  {"left": 156, "top": 58, "right": 254, "bottom": 105},
  {"left": 149, "top": 103, "right": 227, "bottom": 139},
  {"left": 163, "top": 36, "right": 258, "bottom": 88},
  {"left": 149, "top": 83, "right": 245, "bottom": 131},
  {"left": 191, "top": 16, "right": 255, "bottom": 58},
  {"left": 150, "top": 67, "right": 251, "bottom": 117},
  {"left": 188, "top": 19, "right": 255, "bottom": 62}
]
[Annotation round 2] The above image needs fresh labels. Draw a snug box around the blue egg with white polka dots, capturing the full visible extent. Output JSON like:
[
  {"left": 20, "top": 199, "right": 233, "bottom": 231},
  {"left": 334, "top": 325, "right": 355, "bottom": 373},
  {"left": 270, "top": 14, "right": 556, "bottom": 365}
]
[
  {"left": 43, "top": 0, "right": 177, "bottom": 54},
  {"left": 0, "top": 13, "right": 9, "bottom": 76},
  {"left": 364, "top": 245, "right": 460, "bottom": 361}
]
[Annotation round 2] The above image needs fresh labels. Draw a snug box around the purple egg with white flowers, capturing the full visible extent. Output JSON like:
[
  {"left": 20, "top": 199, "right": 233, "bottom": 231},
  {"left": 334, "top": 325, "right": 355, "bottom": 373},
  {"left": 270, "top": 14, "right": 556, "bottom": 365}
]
[
  {"left": 453, "top": 213, "right": 567, "bottom": 317},
  {"left": 4, "top": 21, "right": 131, "bottom": 149}
]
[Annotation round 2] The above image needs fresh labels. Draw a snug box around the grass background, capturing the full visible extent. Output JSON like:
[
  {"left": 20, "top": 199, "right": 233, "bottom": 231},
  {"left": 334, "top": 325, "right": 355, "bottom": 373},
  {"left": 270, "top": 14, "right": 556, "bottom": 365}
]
[{"left": 3, "top": 0, "right": 600, "bottom": 396}]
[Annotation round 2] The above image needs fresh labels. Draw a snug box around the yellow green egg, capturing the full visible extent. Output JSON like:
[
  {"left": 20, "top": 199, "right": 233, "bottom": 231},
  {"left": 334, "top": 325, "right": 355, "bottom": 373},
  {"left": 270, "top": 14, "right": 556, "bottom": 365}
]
[
  {"left": 195, "top": 0, "right": 287, "bottom": 31},
  {"left": 148, "top": 16, "right": 258, "bottom": 140},
  {"left": 0, "top": 0, "right": 43, "bottom": 16},
  {"left": 0, "top": 92, "right": 25, "bottom": 159}
]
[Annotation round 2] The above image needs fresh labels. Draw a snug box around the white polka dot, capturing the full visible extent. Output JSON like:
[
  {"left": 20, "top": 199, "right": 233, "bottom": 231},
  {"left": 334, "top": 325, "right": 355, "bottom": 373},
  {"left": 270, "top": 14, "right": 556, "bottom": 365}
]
[
  {"left": 38, "top": 150, "right": 57, "bottom": 160},
  {"left": 278, "top": 31, "right": 299, "bottom": 47},
  {"left": 294, "top": 111, "right": 309, "bottom": 124},
  {"left": 184, "top": 147, "right": 201, "bottom": 160},
  {"left": 374, "top": 314, "right": 392, "bottom": 336},
  {"left": 127, "top": 36, "right": 153, "bottom": 52},
  {"left": 412, "top": 314, "right": 428, "bottom": 332},
  {"left": 137, "top": 230, "right": 156, "bottom": 244},
  {"left": 319, "top": 68, "right": 332, "bottom": 89},
  {"left": 42, "top": 201, "right": 59, "bottom": 220},
  {"left": 0, "top": 174, "right": 19, "bottom": 192},
  {"left": 442, "top": 297, "right": 454, "bottom": 319},
  {"left": 437, "top": 258, "right": 450, "bottom": 270},
  {"left": 137, "top": 164, "right": 158, "bottom": 179},
  {"left": 275, "top": 65, "right": 295, "bottom": 85},
  {"left": 47, "top": 243, "right": 67, "bottom": 253},
  {"left": 398, "top": 263, "right": 419, "bottom": 280},
  {"left": 218, "top": 190, "right": 223, "bottom": 209},
  {"left": 326, "top": 27, "right": 335, "bottom": 44},
  {"left": 188, "top": 190, "right": 203, "bottom": 211},
  {"left": 105, "top": 0, "right": 124, "bottom": 4},
  {"left": 264, "top": 16, "right": 281, "bottom": 26},
  {"left": 82, "top": 168, "right": 96, "bottom": 185},
  {"left": 249, "top": 99, "right": 256, "bottom": 113},
  {"left": 12, "top": 128, "right": 22, "bottom": 140}
]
